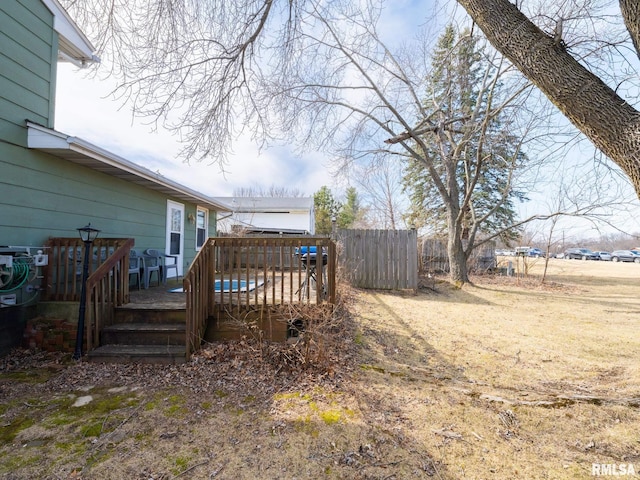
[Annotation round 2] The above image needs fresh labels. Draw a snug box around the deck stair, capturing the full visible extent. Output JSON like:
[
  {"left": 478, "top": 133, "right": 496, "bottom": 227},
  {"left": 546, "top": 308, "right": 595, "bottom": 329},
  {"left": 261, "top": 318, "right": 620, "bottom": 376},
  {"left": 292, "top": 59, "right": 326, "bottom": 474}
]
[{"left": 87, "top": 306, "right": 187, "bottom": 364}]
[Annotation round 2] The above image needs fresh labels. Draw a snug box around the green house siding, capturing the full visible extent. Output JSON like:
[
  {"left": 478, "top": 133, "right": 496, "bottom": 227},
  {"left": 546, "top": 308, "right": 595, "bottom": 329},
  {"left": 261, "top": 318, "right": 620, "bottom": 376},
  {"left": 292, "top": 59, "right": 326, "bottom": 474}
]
[
  {"left": 0, "top": 0, "right": 218, "bottom": 273},
  {"left": 0, "top": 141, "right": 215, "bottom": 269},
  {"left": 0, "top": 0, "right": 56, "bottom": 146}
]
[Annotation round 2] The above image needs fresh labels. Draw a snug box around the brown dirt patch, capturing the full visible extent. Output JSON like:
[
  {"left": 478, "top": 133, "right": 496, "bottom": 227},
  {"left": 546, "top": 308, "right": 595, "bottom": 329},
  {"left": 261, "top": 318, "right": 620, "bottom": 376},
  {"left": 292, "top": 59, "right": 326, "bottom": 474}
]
[{"left": 1, "top": 258, "right": 640, "bottom": 478}]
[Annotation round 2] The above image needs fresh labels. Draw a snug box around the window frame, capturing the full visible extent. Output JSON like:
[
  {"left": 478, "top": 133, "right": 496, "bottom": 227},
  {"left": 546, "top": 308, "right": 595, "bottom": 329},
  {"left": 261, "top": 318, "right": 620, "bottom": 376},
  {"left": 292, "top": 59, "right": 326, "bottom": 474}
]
[{"left": 195, "top": 207, "right": 209, "bottom": 250}]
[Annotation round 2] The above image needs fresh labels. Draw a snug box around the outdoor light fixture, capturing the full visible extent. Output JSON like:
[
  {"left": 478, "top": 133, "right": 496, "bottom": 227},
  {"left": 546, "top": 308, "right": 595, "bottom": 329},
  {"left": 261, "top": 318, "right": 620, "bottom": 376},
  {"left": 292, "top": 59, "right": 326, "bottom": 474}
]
[
  {"left": 77, "top": 223, "right": 100, "bottom": 243},
  {"left": 73, "top": 223, "right": 101, "bottom": 360}
]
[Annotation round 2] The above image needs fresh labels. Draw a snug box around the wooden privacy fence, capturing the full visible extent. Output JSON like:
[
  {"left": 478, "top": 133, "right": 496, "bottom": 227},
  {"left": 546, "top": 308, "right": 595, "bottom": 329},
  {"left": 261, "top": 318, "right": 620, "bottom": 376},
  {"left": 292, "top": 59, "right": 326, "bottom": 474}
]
[{"left": 335, "top": 229, "right": 418, "bottom": 290}]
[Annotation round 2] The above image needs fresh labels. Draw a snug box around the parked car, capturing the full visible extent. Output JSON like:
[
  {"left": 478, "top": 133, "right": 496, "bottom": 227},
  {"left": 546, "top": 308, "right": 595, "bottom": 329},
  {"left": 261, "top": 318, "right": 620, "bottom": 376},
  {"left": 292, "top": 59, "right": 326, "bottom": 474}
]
[
  {"left": 564, "top": 248, "right": 599, "bottom": 260},
  {"left": 610, "top": 250, "right": 640, "bottom": 263},
  {"left": 527, "top": 248, "right": 545, "bottom": 258},
  {"left": 593, "top": 251, "right": 612, "bottom": 261}
]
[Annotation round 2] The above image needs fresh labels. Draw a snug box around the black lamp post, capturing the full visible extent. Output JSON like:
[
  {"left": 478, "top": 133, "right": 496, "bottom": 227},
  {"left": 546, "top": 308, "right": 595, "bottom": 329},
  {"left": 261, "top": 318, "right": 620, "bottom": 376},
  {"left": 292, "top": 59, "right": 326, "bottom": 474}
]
[{"left": 73, "top": 223, "right": 100, "bottom": 360}]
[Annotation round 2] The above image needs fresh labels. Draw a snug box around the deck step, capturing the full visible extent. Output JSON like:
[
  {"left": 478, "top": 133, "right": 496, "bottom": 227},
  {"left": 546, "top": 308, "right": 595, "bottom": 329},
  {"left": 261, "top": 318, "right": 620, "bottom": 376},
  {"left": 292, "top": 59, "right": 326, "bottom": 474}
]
[
  {"left": 101, "top": 322, "right": 186, "bottom": 346},
  {"left": 114, "top": 307, "right": 186, "bottom": 324},
  {"left": 87, "top": 345, "right": 186, "bottom": 365}
]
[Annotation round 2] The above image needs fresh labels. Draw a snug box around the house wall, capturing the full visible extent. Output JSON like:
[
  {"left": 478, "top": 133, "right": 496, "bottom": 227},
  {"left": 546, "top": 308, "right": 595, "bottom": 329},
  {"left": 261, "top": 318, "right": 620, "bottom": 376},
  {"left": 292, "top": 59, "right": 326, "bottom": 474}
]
[
  {"left": 1, "top": 141, "right": 215, "bottom": 269},
  {"left": 0, "top": 0, "right": 56, "bottom": 146},
  {"left": 0, "top": 0, "right": 217, "bottom": 270}
]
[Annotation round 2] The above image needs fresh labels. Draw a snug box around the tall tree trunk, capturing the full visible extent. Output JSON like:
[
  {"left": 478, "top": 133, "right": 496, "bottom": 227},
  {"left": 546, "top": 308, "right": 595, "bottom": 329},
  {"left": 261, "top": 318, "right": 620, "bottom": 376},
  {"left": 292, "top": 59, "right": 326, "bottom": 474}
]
[
  {"left": 620, "top": 0, "right": 640, "bottom": 60},
  {"left": 457, "top": 0, "right": 640, "bottom": 197},
  {"left": 446, "top": 207, "right": 469, "bottom": 285}
]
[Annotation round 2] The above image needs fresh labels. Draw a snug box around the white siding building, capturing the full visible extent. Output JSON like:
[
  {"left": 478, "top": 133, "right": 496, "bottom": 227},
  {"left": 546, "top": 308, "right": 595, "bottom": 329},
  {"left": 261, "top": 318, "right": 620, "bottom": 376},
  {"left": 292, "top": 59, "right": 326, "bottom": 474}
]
[{"left": 213, "top": 197, "right": 315, "bottom": 235}]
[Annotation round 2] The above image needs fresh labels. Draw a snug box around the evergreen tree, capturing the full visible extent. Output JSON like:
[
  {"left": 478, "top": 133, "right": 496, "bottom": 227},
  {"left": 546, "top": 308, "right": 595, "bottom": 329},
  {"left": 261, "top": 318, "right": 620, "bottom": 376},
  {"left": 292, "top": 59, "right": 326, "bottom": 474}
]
[
  {"left": 337, "top": 187, "right": 361, "bottom": 229},
  {"left": 314, "top": 186, "right": 341, "bottom": 235},
  {"left": 402, "top": 25, "right": 528, "bottom": 282}
]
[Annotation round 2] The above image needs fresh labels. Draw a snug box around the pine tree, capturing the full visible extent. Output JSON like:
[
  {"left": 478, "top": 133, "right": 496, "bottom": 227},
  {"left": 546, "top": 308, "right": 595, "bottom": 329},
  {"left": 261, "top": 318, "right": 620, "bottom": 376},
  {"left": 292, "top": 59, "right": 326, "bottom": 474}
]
[
  {"left": 402, "top": 25, "right": 528, "bottom": 282},
  {"left": 337, "top": 187, "right": 361, "bottom": 229},
  {"left": 314, "top": 186, "right": 341, "bottom": 235}
]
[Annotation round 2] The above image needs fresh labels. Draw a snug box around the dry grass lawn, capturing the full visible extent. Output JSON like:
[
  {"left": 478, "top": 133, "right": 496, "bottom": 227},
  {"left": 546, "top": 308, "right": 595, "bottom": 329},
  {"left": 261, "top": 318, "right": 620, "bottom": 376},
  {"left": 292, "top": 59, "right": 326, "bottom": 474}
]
[
  {"left": 1, "top": 257, "right": 639, "bottom": 479},
  {"left": 352, "top": 258, "right": 640, "bottom": 479}
]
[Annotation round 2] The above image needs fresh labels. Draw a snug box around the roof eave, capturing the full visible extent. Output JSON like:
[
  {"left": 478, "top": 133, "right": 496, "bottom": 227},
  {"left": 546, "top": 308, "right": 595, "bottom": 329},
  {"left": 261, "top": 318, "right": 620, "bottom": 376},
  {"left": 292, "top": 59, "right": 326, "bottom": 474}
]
[
  {"left": 26, "top": 122, "right": 227, "bottom": 212},
  {"left": 42, "top": 0, "right": 99, "bottom": 66}
]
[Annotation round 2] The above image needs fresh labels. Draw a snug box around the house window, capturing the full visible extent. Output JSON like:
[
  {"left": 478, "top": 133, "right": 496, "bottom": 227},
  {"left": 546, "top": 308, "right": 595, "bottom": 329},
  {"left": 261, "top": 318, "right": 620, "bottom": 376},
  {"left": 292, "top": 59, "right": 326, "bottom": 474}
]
[{"left": 196, "top": 208, "right": 208, "bottom": 250}]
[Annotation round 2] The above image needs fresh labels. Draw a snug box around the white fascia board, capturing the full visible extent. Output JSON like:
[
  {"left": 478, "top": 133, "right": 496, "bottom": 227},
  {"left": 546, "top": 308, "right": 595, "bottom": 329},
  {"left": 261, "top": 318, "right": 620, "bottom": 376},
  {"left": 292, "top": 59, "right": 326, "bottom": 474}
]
[
  {"left": 42, "top": 0, "right": 99, "bottom": 65},
  {"left": 27, "top": 123, "right": 70, "bottom": 148}
]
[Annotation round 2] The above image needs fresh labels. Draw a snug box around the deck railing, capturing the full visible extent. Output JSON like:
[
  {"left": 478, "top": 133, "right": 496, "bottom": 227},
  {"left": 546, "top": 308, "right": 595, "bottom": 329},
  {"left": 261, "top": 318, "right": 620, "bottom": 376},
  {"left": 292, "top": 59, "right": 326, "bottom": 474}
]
[
  {"left": 43, "top": 237, "right": 134, "bottom": 354},
  {"left": 43, "top": 237, "right": 133, "bottom": 302},
  {"left": 43, "top": 236, "right": 336, "bottom": 360},
  {"left": 84, "top": 239, "right": 134, "bottom": 351},
  {"left": 184, "top": 236, "right": 336, "bottom": 359},
  {"left": 184, "top": 238, "right": 214, "bottom": 360}
]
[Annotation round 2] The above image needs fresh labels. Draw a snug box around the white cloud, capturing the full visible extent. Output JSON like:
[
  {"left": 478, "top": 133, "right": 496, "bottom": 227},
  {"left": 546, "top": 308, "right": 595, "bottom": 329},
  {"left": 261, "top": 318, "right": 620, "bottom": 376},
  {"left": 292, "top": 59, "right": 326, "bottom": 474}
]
[{"left": 55, "top": 63, "right": 334, "bottom": 197}]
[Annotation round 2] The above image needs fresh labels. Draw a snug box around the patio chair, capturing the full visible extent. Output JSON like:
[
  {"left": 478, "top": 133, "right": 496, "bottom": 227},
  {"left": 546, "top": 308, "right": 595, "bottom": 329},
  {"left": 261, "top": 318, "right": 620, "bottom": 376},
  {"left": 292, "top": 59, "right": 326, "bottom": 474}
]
[
  {"left": 129, "top": 249, "right": 143, "bottom": 290},
  {"left": 142, "top": 249, "right": 162, "bottom": 288},
  {"left": 144, "top": 249, "right": 179, "bottom": 284},
  {"left": 67, "top": 246, "right": 83, "bottom": 281}
]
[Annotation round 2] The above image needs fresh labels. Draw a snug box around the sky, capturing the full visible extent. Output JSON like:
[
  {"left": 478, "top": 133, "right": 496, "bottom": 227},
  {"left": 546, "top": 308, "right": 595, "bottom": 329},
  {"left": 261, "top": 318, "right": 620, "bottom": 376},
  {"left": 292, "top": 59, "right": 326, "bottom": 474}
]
[
  {"left": 54, "top": 63, "right": 334, "bottom": 198},
  {"left": 53, "top": 0, "right": 640, "bottom": 242},
  {"left": 53, "top": 0, "right": 439, "bottom": 201}
]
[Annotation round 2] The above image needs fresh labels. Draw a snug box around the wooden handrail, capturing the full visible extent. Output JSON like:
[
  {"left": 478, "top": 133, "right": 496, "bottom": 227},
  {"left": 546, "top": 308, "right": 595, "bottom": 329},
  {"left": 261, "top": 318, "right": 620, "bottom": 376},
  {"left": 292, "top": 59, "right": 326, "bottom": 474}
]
[
  {"left": 184, "top": 238, "right": 214, "bottom": 360},
  {"left": 41, "top": 237, "right": 134, "bottom": 354},
  {"left": 84, "top": 238, "right": 134, "bottom": 353}
]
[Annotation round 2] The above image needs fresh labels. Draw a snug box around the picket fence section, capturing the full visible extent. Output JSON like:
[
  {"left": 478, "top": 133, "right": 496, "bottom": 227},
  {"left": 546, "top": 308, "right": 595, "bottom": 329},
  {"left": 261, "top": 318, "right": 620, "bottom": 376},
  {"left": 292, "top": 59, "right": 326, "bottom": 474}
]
[{"left": 336, "top": 229, "right": 418, "bottom": 290}]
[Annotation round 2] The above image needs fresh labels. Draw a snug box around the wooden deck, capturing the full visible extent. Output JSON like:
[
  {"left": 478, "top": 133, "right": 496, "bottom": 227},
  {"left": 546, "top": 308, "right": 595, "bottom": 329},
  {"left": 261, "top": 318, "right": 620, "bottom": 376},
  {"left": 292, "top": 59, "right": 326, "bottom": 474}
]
[
  {"left": 126, "top": 281, "right": 187, "bottom": 309},
  {"left": 43, "top": 236, "right": 337, "bottom": 363},
  {"left": 126, "top": 271, "right": 327, "bottom": 309}
]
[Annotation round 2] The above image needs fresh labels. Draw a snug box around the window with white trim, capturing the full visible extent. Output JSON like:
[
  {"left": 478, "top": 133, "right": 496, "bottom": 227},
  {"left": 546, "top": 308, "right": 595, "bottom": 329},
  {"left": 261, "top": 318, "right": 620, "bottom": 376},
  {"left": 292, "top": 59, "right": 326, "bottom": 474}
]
[{"left": 196, "top": 207, "right": 208, "bottom": 250}]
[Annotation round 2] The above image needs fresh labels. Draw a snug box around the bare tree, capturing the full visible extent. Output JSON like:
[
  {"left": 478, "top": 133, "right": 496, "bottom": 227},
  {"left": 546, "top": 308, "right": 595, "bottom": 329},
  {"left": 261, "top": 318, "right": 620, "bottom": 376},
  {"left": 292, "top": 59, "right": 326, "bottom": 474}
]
[
  {"left": 62, "top": 1, "right": 547, "bottom": 283},
  {"left": 350, "top": 155, "right": 408, "bottom": 230},
  {"left": 233, "top": 186, "right": 305, "bottom": 197},
  {"left": 456, "top": 0, "right": 640, "bottom": 196},
  {"left": 62, "top": 1, "right": 640, "bottom": 197}
]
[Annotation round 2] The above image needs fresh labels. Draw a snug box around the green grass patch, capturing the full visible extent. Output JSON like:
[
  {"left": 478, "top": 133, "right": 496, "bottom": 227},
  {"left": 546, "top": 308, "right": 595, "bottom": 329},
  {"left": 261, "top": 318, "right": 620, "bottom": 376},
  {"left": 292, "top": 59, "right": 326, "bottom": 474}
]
[
  {"left": 170, "top": 456, "right": 191, "bottom": 476},
  {"left": 54, "top": 441, "right": 87, "bottom": 456},
  {"left": 82, "top": 394, "right": 139, "bottom": 415},
  {"left": 0, "top": 416, "right": 35, "bottom": 445},
  {"left": 0, "top": 369, "right": 53, "bottom": 384},
  {"left": 273, "top": 392, "right": 312, "bottom": 403},
  {"left": 164, "top": 394, "right": 188, "bottom": 417},
  {"left": 319, "top": 410, "right": 342, "bottom": 425},
  {"left": 0, "top": 453, "right": 42, "bottom": 473},
  {"left": 80, "top": 421, "right": 104, "bottom": 438}
]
